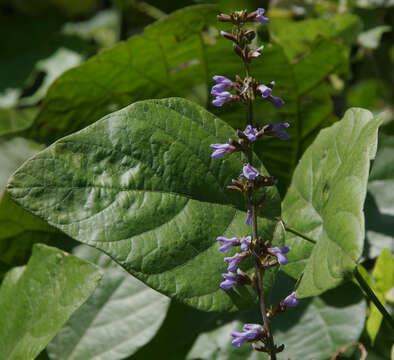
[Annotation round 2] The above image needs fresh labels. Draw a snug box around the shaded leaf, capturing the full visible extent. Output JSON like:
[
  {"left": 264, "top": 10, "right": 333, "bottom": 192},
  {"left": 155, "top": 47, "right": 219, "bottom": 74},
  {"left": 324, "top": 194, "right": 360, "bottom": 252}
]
[
  {"left": 0, "top": 107, "right": 37, "bottom": 137},
  {"left": 0, "top": 244, "right": 101, "bottom": 360},
  {"left": 186, "top": 281, "right": 366, "bottom": 360},
  {"left": 268, "top": 14, "right": 362, "bottom": 61},
  {"left": 26, "top": 5, "right": 349, "bottom": 197},
  {"left": 0, "top": 193, "right": 57, "bottom": 278},
  {"left": 28, "top": 5, "right": 220, "bottom": 143},
  {"left": 281, "top": 108, "right": 382, "bottom": 297},
  {"left": 365, "top": 133, "right": 394, "bottom": 258},
  {"left": 47, "top": 245, "right": 170, "bottom": 360},
  {"left": 7, "top": 98, "right": 281, "bottom": 312}
]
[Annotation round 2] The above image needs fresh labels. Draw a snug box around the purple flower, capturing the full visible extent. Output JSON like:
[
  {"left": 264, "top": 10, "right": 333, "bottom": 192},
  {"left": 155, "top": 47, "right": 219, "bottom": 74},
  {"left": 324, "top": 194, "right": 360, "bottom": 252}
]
[
  {"left": 267, "top": 246, "right": 290, "bottom": 265},
  {"left": 265, "top": 123, "right": 290, "bottom": 141},
  {"left": 240, "top": 236, "right": 252, "bottom": 251},
  {"left": 245, "top": 210, "right": 252, "bottom": 226},
  {"left": 212, "top": 91, "right": 234, "bottom": 107},
  {"left": 220, "top": 272, "right": 238, "bottom": 290},
  {"left": 254, "top": 8, "right": 269, "bottom": 24},
  {"left": 224, "top": 252, "right": 249, "bottom": 272},
  {"left": 268, "top": 95, "right": 285, "bottom": 110},
  {"left": 210, "top": 143, "right": 236, "bottom": 158},
  {"left": 243, "top": 163, "right": 259, "bottom": 180},
  {"left": 281, "top": 291, "right": 299, "bottom": 307},
  {"left": 257, "top": 84, "right": 272, "bottom": 98},
  {"left": 231, "top": 323, "right": 265, "bottom": 347},
  {"left": 220, "top": 269, "right": 251, "bottom": 290},
  {"left": 248, "top": 45, "right": 264, "bottom": 59},
  {"left": 243, "top": 125, "right": 258, "bottom": 142},
  {"left": 212, "top": 76, "right": 233, "bottom": 93},
  {"left": 217, "top": 236, "right": 239, "bottom": 252}
]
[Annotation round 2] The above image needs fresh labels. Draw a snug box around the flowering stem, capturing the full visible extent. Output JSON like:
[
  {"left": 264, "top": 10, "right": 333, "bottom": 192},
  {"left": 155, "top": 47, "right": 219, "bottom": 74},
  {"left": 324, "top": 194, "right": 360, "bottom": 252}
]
[{"left": 246, "top": 92, "right": 277, "bottom": 360}]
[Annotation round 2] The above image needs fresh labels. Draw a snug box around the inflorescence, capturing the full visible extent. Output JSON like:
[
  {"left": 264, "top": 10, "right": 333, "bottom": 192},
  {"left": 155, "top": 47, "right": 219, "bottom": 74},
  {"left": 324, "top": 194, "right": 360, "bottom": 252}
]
[{"left": 209, "top": 8, "right": 299, "bottom": 356}]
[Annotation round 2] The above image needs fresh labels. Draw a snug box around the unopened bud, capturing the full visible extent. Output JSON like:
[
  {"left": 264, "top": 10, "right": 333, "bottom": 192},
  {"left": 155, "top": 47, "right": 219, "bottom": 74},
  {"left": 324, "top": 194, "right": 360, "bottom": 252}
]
[
  {"left": 220, "top": 30, "right": 235, "bottom": 41},
  {"left": 217, "top": 13, "right": 232, "bottom": 22},
  {"left": 232, "top": 43, "right": 243, "bottom": 58},
  {"left": 252, "top": 344, "right": 267, "bottom": 352}
]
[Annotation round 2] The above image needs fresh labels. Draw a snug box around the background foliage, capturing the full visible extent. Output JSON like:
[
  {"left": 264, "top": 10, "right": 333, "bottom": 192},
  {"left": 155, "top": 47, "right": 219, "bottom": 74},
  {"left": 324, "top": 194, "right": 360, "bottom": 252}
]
[{"left": 0, "top": 0, "right": 393, "bottom": 359}]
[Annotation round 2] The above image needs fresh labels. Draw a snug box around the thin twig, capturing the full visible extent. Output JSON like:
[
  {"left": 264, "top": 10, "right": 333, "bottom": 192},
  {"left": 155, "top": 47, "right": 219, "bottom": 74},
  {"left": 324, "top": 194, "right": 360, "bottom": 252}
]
[{"left": 329, "top": 342, "right": 367, "bottom": 360}]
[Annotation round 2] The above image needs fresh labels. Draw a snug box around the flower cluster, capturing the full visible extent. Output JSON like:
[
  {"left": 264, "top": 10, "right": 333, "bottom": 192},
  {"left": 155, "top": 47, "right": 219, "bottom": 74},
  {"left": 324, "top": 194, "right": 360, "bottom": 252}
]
[
  {"left": 211, "top": 75, "right": 284, "bottom": 109},
  {"left": 210, "top": 123, "right": 290, "bottom": 160},
  {"left": 209, "top": 7, "right": 299, "bottom": 355}
]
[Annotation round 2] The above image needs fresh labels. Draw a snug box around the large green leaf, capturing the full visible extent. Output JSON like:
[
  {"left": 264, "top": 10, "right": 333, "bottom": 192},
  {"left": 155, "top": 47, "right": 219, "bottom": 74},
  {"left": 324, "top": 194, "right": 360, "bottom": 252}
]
[
  {"left": 186, "top": 280, "right": 366, "bottom": 360},
  {"left": 28, "top": 5, "right": 220, "bottom": 143},
  {"left": 281, "top": 108, "right": 382, "bottom": 297},
  {"left": 0, "top": 244, "right": 101, "bottom": 360},
  {"left": 365, "top": 133, "right": 394, "bottom": 257},
  {"left": 268, "top": 14, "right": 361, "bottom": 62},
  {"left": 26, "top": 5, "right": 350, "bottom": 196},
  {"left": 7, "top": 97, "right": 281, "bottom": 312},
  {"left": 47, "top": 245, "right": 170, "bottom": 360}
]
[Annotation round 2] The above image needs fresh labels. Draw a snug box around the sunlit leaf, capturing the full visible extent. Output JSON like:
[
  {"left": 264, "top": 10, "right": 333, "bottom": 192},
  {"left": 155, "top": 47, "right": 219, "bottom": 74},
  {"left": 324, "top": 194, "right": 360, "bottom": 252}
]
[
  {"left": 281, "top": 108, "right": 382, "bottom": 297},
  {"left": 47, "top": 245, "right": 170, "bottom": 360},
  {"left": 0, "top": 244, "right": 101, "bottom": 360},
  {"left": 7, "top": 98, "right": 281, "bottom": 312}
]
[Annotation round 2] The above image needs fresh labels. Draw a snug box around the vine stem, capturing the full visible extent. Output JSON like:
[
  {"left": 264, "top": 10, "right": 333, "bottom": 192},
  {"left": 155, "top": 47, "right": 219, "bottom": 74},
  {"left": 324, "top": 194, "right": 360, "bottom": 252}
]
[
  {"left": 354, "top": 266, "right": 394, "bottom": 330},
  {"left": 283, "top": 225, "right": 394, "bottom": 329}
]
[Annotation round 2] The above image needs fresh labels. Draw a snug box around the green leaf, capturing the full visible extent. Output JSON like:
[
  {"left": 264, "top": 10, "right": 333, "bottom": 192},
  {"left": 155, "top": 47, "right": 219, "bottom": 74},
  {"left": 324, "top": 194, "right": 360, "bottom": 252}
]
[
  {"left": 0, "top": 193, "right": 58, "bottom": 277},
  {"left": 0, "top": 244, "right": 102, "bottom": 360},
  {"left": 26, "top": 5, "right": 349, "bottom": 197},
  {"left": 128, "top": 300, "right": 219, "bottom": 360},
  {"left": 365, "top": 133, "right": 394, "bottom": 258},
  {"left": 28, "top": 5, "right": 220, "bottom": 143},
  {"left": 7, "top": 97, "right": 281, "bottom": 312},
  {"left": 281, "top": 108, "right": 382, "bottom": 297},
  {"left": 268, "top": 14, "right": 362, "bottom": 62},
  {"left": 0, "top": 107, "right": 37, "bottom": 137},
  {"left": 366, "top": 248, "right": 394, "bottom": 343},
  {"left": 218, "top": 38, "right": 348, "bottom": 195},
  {"left": 186, "top": 281, "right": 366, "bottom": 360},
  {"left": 0, "top": 136, "right": 59, "bottom": 277},
  {"left": 47, "top": 245, "right": 170, "bottom": 360}
]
